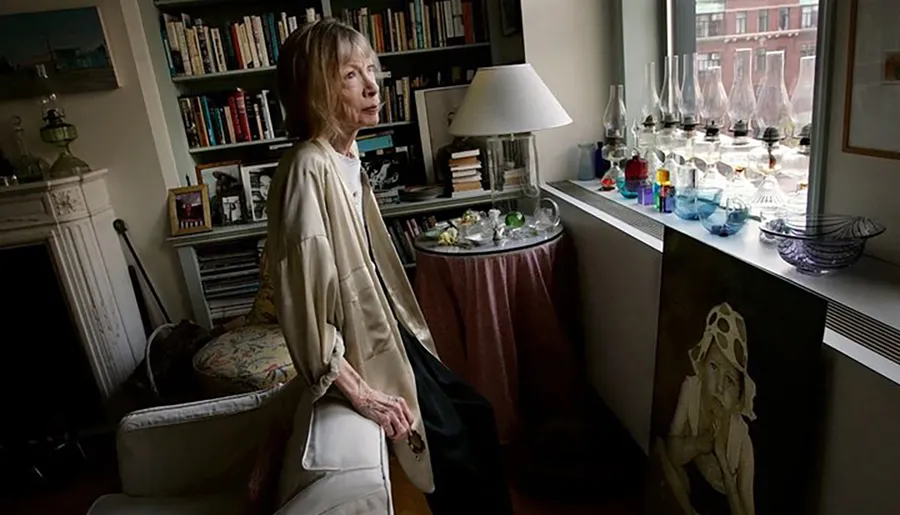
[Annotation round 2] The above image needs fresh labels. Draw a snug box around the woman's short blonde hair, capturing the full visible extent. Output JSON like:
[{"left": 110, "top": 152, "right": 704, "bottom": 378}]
[{"left": 277, "top": 20, "right": 380, "bottom": 142}]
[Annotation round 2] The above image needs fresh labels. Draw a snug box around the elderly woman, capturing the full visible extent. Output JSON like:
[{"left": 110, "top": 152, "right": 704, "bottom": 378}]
[{"left": 268, "top": 20, "right": 512, "bottom": 515}]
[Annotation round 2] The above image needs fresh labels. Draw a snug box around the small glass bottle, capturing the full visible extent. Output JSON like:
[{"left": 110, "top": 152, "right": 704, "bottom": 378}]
[
  {"left": 8, "top": 116, "right": 49, "bottom": 183},
  {"left": 577, "top": 143, "right": 597, "bottom": 181},
  {"left": 618, "top": 150, "right": 649, "bottom": 200}
]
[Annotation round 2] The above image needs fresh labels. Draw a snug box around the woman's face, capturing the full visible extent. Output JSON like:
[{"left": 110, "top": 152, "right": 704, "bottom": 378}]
[
  {"left": 337, "top": 53, "right": 380, "bottom": 132},
  {"left": 701, "top": 344, "right": 742, "bottom": 417}
]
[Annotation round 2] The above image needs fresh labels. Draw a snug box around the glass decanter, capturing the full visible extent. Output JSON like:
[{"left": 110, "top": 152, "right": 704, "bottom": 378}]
[
  {"left": 617, "top": 148, "right": 650, "bottom": 200},
  {"left": 728, "top": 48, "right": 757, "bottom": 139},
  {"left": 791, "top": 56, "right": 816, "bottom": 142},
  {"left": 756, "top": 51, "right": 794, "bottom": 143},
  {"left": 660, "top": 55, "right": 681, "bottom": 129},
  {"left": 8, "top": 116, "right": 48, "bottom": 183}
]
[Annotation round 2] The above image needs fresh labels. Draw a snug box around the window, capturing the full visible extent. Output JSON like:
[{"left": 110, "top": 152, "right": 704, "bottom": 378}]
[
  {"left": 759, "top": 10, "right": 769, "bottom": 32},
  {"left": 697, "top": 14, "right": 710, "bottom": 38},
  {"left": 801, "top": 6, "right": 818, "bottom": 28},
  {"left": 710, "top": 13, "right": 724, "bottom": 36},
  {"left": 755, "top": 48, "right": 767, "bottom": 73},
  {"left": 779, "top": 7, "right": 791, "bottom": 30},
  {"left": 736, "top": 12, "right": 747, "bottom": 35},
  {"left": 801, "top": 43, "right": 816, "bottom": 57}
]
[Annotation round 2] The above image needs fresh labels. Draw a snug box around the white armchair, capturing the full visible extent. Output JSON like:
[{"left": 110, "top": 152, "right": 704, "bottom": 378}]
[{"left": 88, "top": 381, "right": 393, "bottom": 515}]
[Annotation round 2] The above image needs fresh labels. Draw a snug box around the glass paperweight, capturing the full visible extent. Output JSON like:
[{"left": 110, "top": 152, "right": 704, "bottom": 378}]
[{"left": 505, "top": 211, "right": 526, "bottom": 228}]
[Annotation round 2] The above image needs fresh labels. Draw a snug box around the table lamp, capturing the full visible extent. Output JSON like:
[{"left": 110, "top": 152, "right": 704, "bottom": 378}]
[{"left": 448, "top": 64, "right": 572, "bottom": 215}]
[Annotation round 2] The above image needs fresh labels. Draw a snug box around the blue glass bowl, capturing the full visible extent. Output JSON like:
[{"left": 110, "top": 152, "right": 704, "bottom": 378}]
[
  {"left": 675, "top": 187, "right": 722, "bottom": 220},
  {"left": 615, "top": 174, "right": 640, "bottom": 199},
  {"left": 699, "top": 203, "right": 751, "bottom": 236},
  {"left": 760, "top": 215, "right": 886, "bottom": 275}
]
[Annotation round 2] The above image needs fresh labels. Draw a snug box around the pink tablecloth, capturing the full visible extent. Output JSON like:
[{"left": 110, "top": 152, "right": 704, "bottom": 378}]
[{"left": 414, "top": 235, "right": 581, "bottom": 443}]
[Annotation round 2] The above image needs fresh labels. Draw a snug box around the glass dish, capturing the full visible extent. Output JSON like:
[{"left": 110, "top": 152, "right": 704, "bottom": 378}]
[
  {"left": 699, "top": 198, "right": 750, "bottom": 237},
  {"left": 760, "top": 215, "right": 886, "bottom": 275},
  {"left": 674, "top": 187, "right": 722, "bottom": 221}
]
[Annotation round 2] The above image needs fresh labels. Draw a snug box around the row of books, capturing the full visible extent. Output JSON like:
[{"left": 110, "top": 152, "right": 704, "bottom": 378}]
[
  {"left": 160, "top": 9, "right": 319, "bottom": 77},
  {"left": 379, "top": 69, "right": 475, "bottom": 124},
  {"left": 198, "top": 243, "right": 261, "bottom": 321},
  {"left": 338, "top": 0, "right": 481, "bottom": 54},
  {"left": 448, "top": 149, "right": 484, "bottom": 196},
  {"left": 179, "top": 89, "right": 284, "bottom": 149},
  {"left": 387, "top": 216, "right": 439, "bottom": 265}
]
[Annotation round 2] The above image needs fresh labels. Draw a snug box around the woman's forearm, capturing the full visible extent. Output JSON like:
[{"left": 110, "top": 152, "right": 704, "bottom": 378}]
[{"left": 333, "top": 357, "right": 371, "bottom": 407}]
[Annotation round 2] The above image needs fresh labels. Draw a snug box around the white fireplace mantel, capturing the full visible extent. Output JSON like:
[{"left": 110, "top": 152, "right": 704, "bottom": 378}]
[{"left": 0, "top": 170, "right": 145, "bottom": 399}]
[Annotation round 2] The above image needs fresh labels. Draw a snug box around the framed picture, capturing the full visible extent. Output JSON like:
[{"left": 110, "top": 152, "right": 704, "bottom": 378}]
[
  {"left": 0, "top": 7, "right": 118, "bottom": 100},
  {"left": 168, "top": 185, "right": 212, "bottom": 236},
  {"left": 646, "top": 229, "right": 826, "bottom": 515},
  {"left": 195, "top": 161, "right": 242, "bottom": 225},
  {"left": 241, "top": 162, "right": 277, "bottom": 222},
  {"left": 842, "top": 0, "right": 900, "bottom": 159},
  {"left": 219, "top": 195, "right": 243, "bottom": 225},
  {"left": 415, "top": 85, "right": 469, "bottom": 184}
]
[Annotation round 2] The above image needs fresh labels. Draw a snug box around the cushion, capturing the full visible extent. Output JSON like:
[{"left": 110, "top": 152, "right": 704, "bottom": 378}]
[{"left": 193, "top": 324, "right": 296, "bottom": 395}]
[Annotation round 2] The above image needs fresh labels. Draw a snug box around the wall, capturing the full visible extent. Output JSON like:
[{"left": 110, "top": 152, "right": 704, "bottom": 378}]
[
  {"left": 549, "top": 190, "right": 900, "bottom": 514},
  {"left": 822, "top": 0, "right": 900, "bottom": 267},
  {"left": 519, "top": 0, "right": 615, "bottom": 183},
  {"left": 0, "top": 0, "right": 190, "bottom": 323}
]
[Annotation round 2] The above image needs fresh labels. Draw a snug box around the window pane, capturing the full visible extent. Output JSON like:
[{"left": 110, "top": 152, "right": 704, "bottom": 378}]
[
  {"left": 758, "top": 10, "right": 769, "bottom": 32},
  {"left": 736, "top": 12, "right": 747, "bottom": 34}
]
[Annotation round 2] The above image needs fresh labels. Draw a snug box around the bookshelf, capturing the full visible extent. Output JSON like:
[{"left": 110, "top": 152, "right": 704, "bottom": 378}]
[{"left": 155, "top": 0, "right": 520, "bottom": 327}]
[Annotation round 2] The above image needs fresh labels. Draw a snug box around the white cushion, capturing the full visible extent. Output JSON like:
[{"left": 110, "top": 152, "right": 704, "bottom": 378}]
[
  {"left": 277, "top": 400, "right": 387, "bottom": 508},
  {"left": 87, "top": 492, "right": 250, "bottom": 515}
]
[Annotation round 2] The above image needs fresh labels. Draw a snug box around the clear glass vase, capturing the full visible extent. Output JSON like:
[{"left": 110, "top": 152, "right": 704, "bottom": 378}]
[
  {"left": 728, "top": 48, "right": 757, "bottom": 137},
  {"left": 680, "top": 53, "right": 704, "bottom": 132},
  {"left": 660, "top": 55, "right": 681, "bottom": 128},
  {"left": 756, "top": 51, "right": 794, "bottom": 141},
  {"left": 701, "top": 66, "right": 729, "bottom": 133},
  {"left": 577, "top": 143, "right": 596, "bottom": 181}
]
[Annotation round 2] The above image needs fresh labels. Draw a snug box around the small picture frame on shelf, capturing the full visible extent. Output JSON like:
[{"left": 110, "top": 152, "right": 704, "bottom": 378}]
[
  {"left": 241, "top": 162, "right": 277, "bottom": 222},
  {"left": 168, "top": 185, "right": 212, "bottom": 236},
  {"left": 220, "top": 195, "right": 244, "bottom": 225},
  {"left": 195, "top": 160, "right": 242, "bottom": 225}
]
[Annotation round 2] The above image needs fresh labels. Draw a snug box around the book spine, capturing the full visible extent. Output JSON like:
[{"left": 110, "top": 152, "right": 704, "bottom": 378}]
[
  {"left": 267, "top": 13, "right": 279, "bottom": 63},
  {"left": 220, "top": 26, "right": 236, "bottom": 70},
  {"left": 259, "top": 90, "right": 274, "bottom": 139},
  {"left": 223, "top": 105, "right": 237, "bottom": 143},
  {"left": 414, "top": 0, "right": 424, "bottom": 49},
  {"left": 280, "top": 12, "right": 289, "bottom": 43},
  {"left": 178, "top": 98, "right": 198, "bottom": 147},
  {"left": 399, "top": 12, "right": 408, "bottom": 51},
  {"left": 403, "top": 78, "right": 411, "bottom": 122},
  {"left": 234, "top": 90, "right": 253, "bottom": 141},
  {"left": 237, "top": 23, "right": 252, "bottom": 68},
  {"left": 260, "top": 14, "right": 274, "bottom": 65},
  {"left": 462, "top": 1, "right": 475, "bottom": 44},
  {"left": 242, "top": 17, "right": 259, "bottom": 68},
  {"left": 227, "top": 95, "right": 245, "bottom": 141},
  {"left": 252, "top": 16, "right": 270, "bottom": 67},
  {"left": 252, "top": 102, "right": 265, "bottom": 140},
  {"left": 194, "top": 21, "right": 211, "bottom": 73},
  {"left": 246, "top": 100, "right": 259, "bottom": 140},
  {"left": 423, "top": 4, "right": 432, "bottom": 48},
  {"left": 200, "top": 96, "right": 215, "bottom": 145},
  {"left": 191, "top": 97, "right": 207, "bottom": 147},
  {"left": 174, "top": 21, "right": 191, "bottom": 75}
]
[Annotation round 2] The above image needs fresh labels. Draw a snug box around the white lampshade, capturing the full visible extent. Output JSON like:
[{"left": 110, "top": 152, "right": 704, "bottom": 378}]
[{"left": 449, "top": 63, "right": 572, "bottom": 136}]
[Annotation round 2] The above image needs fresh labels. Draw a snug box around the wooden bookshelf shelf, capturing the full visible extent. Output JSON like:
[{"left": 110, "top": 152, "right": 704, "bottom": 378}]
[
  {"left": 188, "top": 136, "right": 291, "bottom": 154},
  {"left": 169, "top": 43, "right": 491, "bottom": 83}
]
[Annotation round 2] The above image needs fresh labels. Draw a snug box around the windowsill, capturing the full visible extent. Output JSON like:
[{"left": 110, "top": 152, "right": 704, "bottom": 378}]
[{"left": 545, "top": 179, "right": 900, "bottom": 386}]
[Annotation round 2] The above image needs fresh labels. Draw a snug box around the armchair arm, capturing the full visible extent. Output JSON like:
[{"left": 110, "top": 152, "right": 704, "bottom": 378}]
[{"left": 116, "top": 381, "right": 302, "bottom": 497}]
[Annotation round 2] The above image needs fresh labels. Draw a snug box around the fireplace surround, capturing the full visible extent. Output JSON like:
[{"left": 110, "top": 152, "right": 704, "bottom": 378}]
[{"left": 0, "top": 170, "right": 145, "bottom": 400}]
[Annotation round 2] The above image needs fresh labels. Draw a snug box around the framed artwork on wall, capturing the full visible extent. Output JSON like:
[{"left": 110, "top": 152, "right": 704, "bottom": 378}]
[
  {"left": 842, "top": 0, "right": 900, "bottom": 160},
  {"left": 646, "top": 229, "right": 827, "bottom": 515},
  {"left": 0, "top": 7, "right": 119, "bottom": 100}
]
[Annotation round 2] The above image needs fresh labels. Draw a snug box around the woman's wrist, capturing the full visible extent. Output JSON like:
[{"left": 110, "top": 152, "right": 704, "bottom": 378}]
[{"left": 333, "top": 356, "right": 371, "bottom": 407}]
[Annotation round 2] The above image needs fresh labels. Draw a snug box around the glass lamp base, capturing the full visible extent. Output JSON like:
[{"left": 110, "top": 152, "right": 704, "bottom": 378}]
[{"left": 47, "top": 152, "right": 90, "bottom": 180}]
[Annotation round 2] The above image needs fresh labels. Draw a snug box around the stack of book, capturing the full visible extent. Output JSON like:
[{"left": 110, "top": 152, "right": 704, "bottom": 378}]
[
  {"left": 502, "top": 166, "right": 526, "bottom": 190},
  {"left": 339, "top": 0, "right": 484, "bottom": 54},
  {"left": 160, "top": 9, "right": 319, "bottom": 77},
  {"left": 387, "top": 216, "right": 438, "bottom": 265},
  {"left": 449, "top": 149, "right": 484, "bottom": 196},
  {"left": 179, "top": 89, "right": 283, "bottom": 149},
  {"left": 199, "top": 245, "right": 261, "bottom": 322}
]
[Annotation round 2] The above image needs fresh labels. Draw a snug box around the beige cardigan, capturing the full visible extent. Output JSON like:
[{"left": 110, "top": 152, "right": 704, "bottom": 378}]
[{"left": 266, "top": 138, "right": 438, "bottom": 493}]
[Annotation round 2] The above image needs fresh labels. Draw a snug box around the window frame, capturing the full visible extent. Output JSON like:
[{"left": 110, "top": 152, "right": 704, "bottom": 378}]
[
  {"left": 668, "top": 0, "right": 832, "bottom": 214},
  {"left": 758, "top": 9, "right": 769, "bottom": 32},
  {"left": 736, "top": 11, "right": 747, "bottom": 35},
  {"left": 779, "top": 7, "right": 791, "bottom": 30}
]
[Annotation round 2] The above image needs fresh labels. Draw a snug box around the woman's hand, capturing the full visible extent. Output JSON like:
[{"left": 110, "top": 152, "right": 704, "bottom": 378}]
[
  {"left": 352, "top": 384, "right": 415, "bottom": 441},
  {"left": 333, "top": 357, "right": 415, "bottom": 441}
]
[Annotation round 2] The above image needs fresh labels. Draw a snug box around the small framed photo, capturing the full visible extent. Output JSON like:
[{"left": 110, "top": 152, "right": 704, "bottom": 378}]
[
  {"left": 168, "top": 185, "right": 212, "bottom": 236},
  {"left": 195, "top": 160, "right": 242, "bottom": 225},
  {"left": 241, "top": 162, "right": 277, "bottom": 222},
  {"left": 220, "top": 195, "right": 243, "bottom": 225}
]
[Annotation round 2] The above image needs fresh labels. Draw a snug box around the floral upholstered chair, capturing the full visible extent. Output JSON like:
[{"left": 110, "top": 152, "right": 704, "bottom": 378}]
[{"left": 193, "top": 242, "right": 297, "bottom": 395}]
